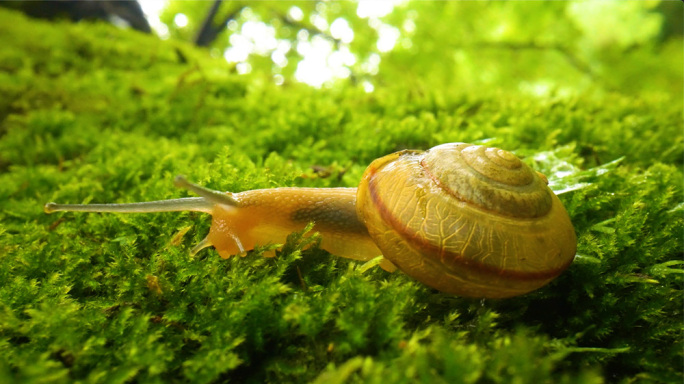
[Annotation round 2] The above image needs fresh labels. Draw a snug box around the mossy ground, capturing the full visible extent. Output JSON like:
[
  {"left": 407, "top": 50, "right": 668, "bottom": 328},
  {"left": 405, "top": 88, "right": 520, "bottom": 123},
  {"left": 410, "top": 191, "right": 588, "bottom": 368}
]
[{"left": 0, "top": 9, "right": 682, "bottom": 384}]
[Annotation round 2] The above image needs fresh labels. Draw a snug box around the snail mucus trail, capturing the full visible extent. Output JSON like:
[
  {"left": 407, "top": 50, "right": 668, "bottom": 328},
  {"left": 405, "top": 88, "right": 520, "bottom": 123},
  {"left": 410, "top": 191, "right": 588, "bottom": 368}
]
[{"left": 44, "top": 143, "right": 577, "bottom": 298}]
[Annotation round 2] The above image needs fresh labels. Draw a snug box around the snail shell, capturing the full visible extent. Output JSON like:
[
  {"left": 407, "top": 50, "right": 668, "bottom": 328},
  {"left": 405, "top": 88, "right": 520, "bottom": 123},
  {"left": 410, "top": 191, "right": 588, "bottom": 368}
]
[{"left": 356, "top": 143, "right": 576, "bottom": 298}]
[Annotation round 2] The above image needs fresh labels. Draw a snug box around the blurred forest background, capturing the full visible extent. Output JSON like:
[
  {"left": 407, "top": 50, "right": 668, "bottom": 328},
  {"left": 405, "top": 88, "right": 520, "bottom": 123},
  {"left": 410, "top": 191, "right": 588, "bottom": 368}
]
[{"left": 4, "top": 0, "right": 682, "bottom": 97}]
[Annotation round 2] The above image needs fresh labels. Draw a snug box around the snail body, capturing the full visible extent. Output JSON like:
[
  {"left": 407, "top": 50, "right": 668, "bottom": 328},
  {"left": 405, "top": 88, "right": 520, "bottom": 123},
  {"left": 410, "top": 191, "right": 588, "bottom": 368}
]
[
  {"left": 45, "top": 143, "right": 576, "bottom": 298},
  {"left": 205, "top": 187, "right": 387, "bottom": 267}
]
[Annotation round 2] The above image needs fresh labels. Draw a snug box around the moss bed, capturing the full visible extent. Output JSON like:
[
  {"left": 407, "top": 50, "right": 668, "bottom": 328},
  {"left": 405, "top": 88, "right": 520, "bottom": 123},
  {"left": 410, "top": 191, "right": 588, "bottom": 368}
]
[{"left": 0, "top": 9, "right": 682, "bottom": 384}]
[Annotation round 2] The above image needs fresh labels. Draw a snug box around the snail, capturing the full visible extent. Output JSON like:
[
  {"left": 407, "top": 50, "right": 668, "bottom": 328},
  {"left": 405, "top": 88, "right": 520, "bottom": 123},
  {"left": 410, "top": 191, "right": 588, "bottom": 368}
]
[{"left": 44, "top": 143, "right": 576, "bottom": 298}]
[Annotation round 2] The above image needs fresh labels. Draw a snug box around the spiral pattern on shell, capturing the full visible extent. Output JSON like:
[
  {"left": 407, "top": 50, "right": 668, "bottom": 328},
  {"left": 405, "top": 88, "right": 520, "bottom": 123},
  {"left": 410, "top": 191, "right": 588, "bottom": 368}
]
[
  {"left": 421, "top": 143, "right": 552, "bottom": 218},
  {"left": 356, "top": 143, "right": 576, "bottom": 298}
]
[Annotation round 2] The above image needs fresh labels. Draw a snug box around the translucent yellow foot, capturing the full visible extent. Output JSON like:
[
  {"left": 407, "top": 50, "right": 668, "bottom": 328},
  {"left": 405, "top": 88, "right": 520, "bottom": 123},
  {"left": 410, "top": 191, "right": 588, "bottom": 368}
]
[{"left": 359, "top": 255, "right": 397, "bottom": 273}]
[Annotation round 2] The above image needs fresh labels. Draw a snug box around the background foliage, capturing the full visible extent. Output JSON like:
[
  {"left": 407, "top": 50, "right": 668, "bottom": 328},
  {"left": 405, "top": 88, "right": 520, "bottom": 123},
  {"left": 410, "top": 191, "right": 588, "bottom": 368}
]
[
  {"left": 0, "top": 1, "right": 682, "bottom": 383},
  {"left": 154, "top": 0, "right": 682, "bottom": 96}
]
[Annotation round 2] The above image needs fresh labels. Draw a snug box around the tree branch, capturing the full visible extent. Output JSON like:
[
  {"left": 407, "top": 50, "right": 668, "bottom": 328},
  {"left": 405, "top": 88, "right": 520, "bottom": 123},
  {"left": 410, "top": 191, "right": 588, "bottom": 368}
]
[
  {"left": 194, "top": 1, "right": 244, "bottom": 47},
  {"left": 194, "top": 0, "right": 223, "bottom": 47}
]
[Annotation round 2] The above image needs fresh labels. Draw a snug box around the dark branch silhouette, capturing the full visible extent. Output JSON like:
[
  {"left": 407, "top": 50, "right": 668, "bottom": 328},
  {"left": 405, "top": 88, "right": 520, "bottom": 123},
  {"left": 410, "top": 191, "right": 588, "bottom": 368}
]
[
  {"left": 194, "top": 0, "right": 244, "bottom": 47},
  {"left": 2, "top": 0, "right": 151, "bottom": 33}
]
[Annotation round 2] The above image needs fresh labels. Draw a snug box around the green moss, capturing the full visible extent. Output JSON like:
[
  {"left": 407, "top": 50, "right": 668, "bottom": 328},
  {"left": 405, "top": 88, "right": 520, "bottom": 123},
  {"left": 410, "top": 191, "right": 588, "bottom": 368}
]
[{"left": 0, "top": 9, "right": 682, "bottom": 384}]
